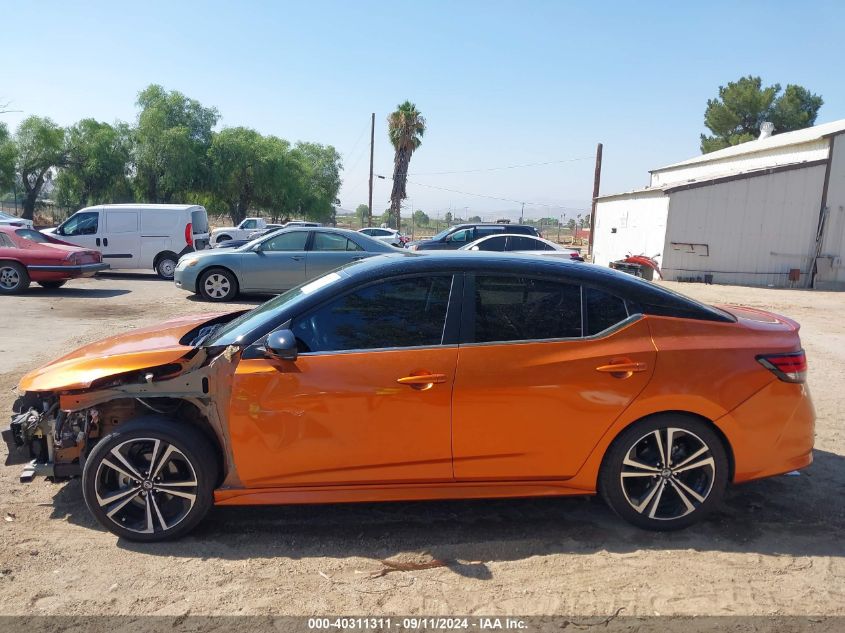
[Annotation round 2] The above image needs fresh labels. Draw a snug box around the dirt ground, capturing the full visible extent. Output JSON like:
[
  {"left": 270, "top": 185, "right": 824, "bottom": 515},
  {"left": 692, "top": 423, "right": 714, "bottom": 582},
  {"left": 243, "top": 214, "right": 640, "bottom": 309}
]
[{"left": 0, "top": 273, "right": 843, "bottom": 618}]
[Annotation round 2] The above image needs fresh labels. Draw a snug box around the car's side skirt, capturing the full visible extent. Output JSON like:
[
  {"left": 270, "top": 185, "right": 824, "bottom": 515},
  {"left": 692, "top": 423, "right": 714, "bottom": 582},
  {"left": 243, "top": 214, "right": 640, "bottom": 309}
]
[{"left": 214, "top": 480, "right": 594, "bottom": 506}]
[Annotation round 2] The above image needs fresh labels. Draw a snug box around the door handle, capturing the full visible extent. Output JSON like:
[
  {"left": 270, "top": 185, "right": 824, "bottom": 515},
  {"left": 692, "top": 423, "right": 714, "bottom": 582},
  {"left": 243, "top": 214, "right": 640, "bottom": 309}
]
[
  {"left": 291, "top": 256, "right": 304, "bottom": 261},
  {"left": 96, "top": 238, "right": 101, "bottom": 247},
  {"left": 396, "top": 373, "right": 447, "bottom": 390},
  {"left": 103, "top": 238, "right": 108, "bottom": 247},
  {"left": 596, "top": 360, "right": 647, "bottom": 378}
]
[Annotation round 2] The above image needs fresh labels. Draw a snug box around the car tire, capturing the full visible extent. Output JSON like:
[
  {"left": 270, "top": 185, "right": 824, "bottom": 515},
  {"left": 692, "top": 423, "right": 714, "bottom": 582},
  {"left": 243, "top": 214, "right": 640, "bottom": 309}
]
[
  {"left": 0, "top": 261, "right": 30, "bottom": 294},
  {"left": 38, "top": 280, "right": 67, "bottom": 289},
  {"left": 198, "top": 267, "right": 239, "bottom": 302},
  {"left": 155, "top": 252, "right": 179, "bottom": 280},
  {"left": 215, "top": 234, "right": 232, "bottom": 244},
  {"left": 82, "top": 416, "right": 219, "bottom": 542},
  {"left": 599, "top": 414, "right": 729, "bottom": 531}
]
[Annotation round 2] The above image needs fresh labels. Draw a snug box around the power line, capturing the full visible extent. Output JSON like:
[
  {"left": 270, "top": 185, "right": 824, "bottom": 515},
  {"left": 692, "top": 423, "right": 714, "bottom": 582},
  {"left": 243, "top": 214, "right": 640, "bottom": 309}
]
[
  {"left": 401, "top": 156, "right": 593, "bottom": 176},
  {"left": 377, "top": 174, "right": 589, "bottom": 212}
]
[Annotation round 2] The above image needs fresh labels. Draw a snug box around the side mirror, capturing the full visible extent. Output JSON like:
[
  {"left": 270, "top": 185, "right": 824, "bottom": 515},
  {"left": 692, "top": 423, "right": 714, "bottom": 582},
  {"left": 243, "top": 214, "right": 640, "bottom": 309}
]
[{"left": 265, "top": 329, "right": 298, "bottom": 362}]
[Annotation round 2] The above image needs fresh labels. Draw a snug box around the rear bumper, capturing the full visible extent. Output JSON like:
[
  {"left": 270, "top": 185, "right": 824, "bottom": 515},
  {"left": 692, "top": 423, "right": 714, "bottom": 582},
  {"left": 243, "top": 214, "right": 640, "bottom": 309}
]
[
  {"left": 717, "top": 380, "right": 815, "bottom": 483},
  {"left": 27, "top": 263, "right": 109, "bottom": 277}
]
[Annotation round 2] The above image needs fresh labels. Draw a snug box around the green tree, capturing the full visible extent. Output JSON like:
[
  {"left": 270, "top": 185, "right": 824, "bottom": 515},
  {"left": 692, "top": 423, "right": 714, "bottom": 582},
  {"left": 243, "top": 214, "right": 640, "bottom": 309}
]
[
  {"left": 387, "top": 101, "right": 425, "bottom": 229},
  {"left": 701, "top": 76, "right": 823, "bottom": 153},
  {"left": 14, "top": 116, "right": 66, "bottom": 220},
  {"left": 133, "top": 84, "right": 219, "bottom": 202},
  {"left": 291, "top": 142, "right": 342, "bottom": 223},
  {"left": 355, "top": 204, "right": 370, "bottom": 226},
  {"left": 0, "top": 123, "right": 16, "bottom": 195},
  {"left": 468, "top": 215, "right": 482, "bottom": 223},
  {"left": 412, "top": 209, "right": 429, "bottom": 226},
  {"left": 444, "top": 211, "right": 453, "bottom": 225},
  {"left": 55, "top": 119, "right": 132, "bottom": 209},
  {"left": 567, "top": 218, "right": 576, "bottom": 231},
  {"left": 208, "top": 127, "right": 267, "bottom": 224}
]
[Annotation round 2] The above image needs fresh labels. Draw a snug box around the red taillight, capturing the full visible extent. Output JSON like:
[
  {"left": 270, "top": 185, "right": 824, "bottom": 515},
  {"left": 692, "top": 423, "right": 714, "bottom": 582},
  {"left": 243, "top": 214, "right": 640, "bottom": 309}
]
[
  {"left": 185, "top": 222, "right": 193, "bottom": 246},
  {"left": 757, "top": 350, "right": 807, "bottom": 383}
]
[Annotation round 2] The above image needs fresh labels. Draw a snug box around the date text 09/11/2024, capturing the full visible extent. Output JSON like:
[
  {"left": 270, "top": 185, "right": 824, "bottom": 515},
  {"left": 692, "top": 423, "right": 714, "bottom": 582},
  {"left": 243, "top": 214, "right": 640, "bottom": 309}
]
[{"left": 307, "top": 617, "right": 528, "bottom": 630}]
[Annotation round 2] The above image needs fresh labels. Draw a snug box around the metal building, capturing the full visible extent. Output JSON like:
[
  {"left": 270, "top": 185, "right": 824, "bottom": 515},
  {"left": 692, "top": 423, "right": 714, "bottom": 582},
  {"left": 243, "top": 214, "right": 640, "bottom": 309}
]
[{"left": 592, "top": 118, "right": 845, "bottom": 289}]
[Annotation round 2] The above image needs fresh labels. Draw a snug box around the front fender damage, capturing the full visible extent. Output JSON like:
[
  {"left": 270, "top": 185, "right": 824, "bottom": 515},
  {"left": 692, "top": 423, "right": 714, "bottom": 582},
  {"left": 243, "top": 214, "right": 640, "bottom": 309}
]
[{"left": 6, "top": 346, "right": 244, "bottom": 488}]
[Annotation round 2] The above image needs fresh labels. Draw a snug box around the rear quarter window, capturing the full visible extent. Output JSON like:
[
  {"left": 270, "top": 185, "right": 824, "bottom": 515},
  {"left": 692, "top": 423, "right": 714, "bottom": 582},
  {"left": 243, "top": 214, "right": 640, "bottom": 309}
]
[
  {"left": 584, "top": 287, "right": 629, "bottom": 335},
  {"left": 191, "top": 208, "right": 209, "bottom": 233}
]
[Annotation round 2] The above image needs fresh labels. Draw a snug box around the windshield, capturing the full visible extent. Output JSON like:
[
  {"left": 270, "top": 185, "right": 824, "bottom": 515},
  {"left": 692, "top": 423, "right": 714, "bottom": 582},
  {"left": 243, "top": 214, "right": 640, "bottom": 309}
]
[
  {"left": 429, "top": 227, "right": 452, "bottom": 241},
  {"left": 205, "top": 271, "right": 345, "bottom": 346}
]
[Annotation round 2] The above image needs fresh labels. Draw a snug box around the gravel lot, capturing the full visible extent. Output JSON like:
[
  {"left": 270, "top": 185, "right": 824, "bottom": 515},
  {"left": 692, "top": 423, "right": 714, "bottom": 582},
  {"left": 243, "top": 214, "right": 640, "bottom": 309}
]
[{"left": 0, "top": 273, "right": 843, "bottom": 617}]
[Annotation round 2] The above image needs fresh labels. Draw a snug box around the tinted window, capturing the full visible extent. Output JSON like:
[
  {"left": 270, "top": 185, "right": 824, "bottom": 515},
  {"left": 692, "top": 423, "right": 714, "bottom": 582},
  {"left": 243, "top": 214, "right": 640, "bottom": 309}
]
[
  {"left": 476, "top": 236, "right": 506, "bottom": 251},
  {"left": 446, "top": 228, "right": 472, "bottom": 243},
  {"left": 507, "top": 236, "right": 547, "bottom": 251},
  {"left": 474, "top": 276, "right": 581, "bottom": 343},
  {"left": 262, "top": 231, "right": 308, "bottom": 251},
  {"left": 584, "top": 287, "right": 629, "bottom": 335},
  {"left": 292, "top": 276, "right": 452, "bottom": 352},
  {"left": 241, "top": 219, "right": 257, "bottom": 229},
  {"left": 191, "top": 209, "right": 209, "bottom": 233},
  {"left": 476, "top": 226, "right": 506, "bottom": 238},
  {"left": 15, "top": 229, "right": 49, "bottom": 243},
  {"left": 61, "top": 212, "right": 99, "bottom": 236},
  {"left": 359, "top": 229, "right": 374, "bottom": 236},
  {"left": 312, "top": 232, "right": 362, "bottom": 251}
]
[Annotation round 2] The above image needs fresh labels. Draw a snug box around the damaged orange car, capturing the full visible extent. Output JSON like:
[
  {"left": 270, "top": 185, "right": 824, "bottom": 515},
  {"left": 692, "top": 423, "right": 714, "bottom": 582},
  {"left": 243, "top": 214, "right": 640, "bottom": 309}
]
[{"left": 4, "top": 254, "right": 814, "bottom": 541}]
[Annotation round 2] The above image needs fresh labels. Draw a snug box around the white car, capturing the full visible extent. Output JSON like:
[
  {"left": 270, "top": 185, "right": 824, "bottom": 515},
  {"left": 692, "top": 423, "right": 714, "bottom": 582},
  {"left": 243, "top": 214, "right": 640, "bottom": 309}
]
[
  {"left": 357, "top": 227, "right": 406, "bottom": 247},
  {"left": 0, "top": 212, "right": 34, "bottom": 229},
  {"left": 460, "top": 233, "right": 583, "bottom": 260}
]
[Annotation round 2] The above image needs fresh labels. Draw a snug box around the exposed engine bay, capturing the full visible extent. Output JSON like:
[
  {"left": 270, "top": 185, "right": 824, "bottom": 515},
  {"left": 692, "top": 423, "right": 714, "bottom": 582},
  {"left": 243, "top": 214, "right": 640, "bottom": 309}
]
[{"left": 2, "top": 342, "right": 244, "bottom": 487}]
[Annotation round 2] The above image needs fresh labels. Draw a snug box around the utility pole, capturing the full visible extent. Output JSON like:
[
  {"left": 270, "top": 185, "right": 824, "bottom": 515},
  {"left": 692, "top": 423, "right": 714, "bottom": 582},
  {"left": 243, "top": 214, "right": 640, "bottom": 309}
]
[
  {"left": 520, "top": 202, "right": 524, "bottom": 224},
  {"left": 588, "top": 142, "right": 603, "bottom": 257},
  {"left": 367, "top": 112, "right": 375, "bottom": 227}
]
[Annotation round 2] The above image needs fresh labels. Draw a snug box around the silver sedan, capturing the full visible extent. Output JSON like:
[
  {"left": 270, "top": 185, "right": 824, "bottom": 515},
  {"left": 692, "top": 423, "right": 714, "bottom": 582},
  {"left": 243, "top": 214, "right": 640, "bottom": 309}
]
[{"left": 174, "top": 227, "right": 396, "bottom": 301}]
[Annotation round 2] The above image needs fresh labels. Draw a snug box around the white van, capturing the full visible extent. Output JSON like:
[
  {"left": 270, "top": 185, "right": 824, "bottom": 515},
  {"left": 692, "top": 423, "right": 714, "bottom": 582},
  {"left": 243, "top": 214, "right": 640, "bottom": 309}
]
[{"left": 44, "top": 204, "right": 210, "bottom": 279}]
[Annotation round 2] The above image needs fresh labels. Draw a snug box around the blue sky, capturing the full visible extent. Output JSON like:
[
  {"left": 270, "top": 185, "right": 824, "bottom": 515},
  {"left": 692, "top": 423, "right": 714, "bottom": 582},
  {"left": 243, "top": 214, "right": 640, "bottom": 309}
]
[{"left": 3, "top": 0, "right": 843, "bottom": 219}]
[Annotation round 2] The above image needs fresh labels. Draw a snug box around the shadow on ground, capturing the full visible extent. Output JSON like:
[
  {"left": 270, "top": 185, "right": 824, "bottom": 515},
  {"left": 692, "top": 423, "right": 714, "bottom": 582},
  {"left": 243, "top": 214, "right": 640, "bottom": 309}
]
[{"left": 50, "top": 449, "right": 845, "bottom": 579}]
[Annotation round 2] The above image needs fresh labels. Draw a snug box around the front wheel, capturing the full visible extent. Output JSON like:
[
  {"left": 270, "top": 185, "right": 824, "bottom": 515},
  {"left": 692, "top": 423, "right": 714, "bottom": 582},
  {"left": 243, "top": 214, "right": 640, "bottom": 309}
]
[
  {"left": 198, "top": 268, "right": 238, "bottom": 302},
  {"left": 599, "top": 415, "right": 729, "bottom": 531},
  {"left": 0, "top": 262, "right": 30, "bottom": 294},
  {"left": 82, "top": 416, "right": 218, "bottom": 542}
]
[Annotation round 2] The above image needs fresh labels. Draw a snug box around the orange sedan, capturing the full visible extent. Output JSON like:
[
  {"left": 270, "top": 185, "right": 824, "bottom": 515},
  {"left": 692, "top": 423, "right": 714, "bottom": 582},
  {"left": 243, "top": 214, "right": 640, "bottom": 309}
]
[{"left": 4, "top": 254, "right": 814, "bottom": 541}]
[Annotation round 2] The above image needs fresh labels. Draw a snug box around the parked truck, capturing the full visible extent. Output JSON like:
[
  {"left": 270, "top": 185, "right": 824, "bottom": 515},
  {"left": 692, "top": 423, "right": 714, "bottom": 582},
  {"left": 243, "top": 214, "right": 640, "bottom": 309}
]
[{"left": 210, "top": 217, "right": 279, "bottom": 245}]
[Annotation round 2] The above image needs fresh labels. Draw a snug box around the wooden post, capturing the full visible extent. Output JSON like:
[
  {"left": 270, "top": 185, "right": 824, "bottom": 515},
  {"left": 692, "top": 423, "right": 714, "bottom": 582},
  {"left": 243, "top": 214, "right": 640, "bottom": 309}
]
[
  {"left": 588, "top": 142, "right": 602, "bottom": 257},
  {"left": 367, "top": 113, "right": 375, "bottom": 227}
]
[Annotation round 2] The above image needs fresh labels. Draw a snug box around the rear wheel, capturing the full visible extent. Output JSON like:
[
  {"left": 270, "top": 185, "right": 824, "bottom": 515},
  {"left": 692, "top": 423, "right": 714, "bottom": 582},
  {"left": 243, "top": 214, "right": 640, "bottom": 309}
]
[
  {"left": 82, "top": 416, "right": 218, "bottom": 542},
  {"left": 0, "top": 262, "right": 30, "bottom": 294},
  {"left": 599, "top": 415, "right": 728, "bottom": 531},
  {"left": 38, "top": 280, "right": 67, "bottom": 289},
  {"left": 198, "top": 268, "right": 238, "bottom": 302},
  {"left": 155, "top": 252, "right": 178, "bottom": 280}
]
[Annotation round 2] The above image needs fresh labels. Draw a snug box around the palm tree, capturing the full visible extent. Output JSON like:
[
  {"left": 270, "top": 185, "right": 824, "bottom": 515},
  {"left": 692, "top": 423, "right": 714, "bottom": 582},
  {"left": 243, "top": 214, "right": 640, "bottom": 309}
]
[{"left": 387, "top": 101, "right": 425, "bottom": 229}]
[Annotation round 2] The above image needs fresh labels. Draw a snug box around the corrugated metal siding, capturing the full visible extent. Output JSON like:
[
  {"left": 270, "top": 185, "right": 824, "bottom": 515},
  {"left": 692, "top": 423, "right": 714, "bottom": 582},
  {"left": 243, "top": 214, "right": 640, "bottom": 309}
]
[
  {"left": 592, "top": 192, "right": 669, "bottom": 267},
  {"left": 661, "top": 165, "right": 826, "bottom": 287},
  {"left": 816, "top": 134, "right": 845, "bottom": 287},
  {"left": 650, "top": 140, "right": 829, "bottom": 187}
]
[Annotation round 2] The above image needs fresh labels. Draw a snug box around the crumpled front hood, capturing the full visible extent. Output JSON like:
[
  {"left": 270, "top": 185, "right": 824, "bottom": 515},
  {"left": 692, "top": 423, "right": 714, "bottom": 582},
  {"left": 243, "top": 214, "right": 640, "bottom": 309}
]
[{"left": 19, "top": 313, "right": 227, "bottom": 393}]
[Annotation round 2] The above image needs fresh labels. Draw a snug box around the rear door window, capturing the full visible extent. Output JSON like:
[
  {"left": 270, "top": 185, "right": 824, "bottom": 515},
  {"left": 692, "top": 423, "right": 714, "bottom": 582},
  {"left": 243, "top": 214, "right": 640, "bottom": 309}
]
[
  {"left": 473, "top": 276, "right": 582, "bottom": 343},
  {"left": 446, "top": 228, "right": 473, "bottom": 244},
  {"left": 507, "top": 236, "right": 546, "bottom": 251},
  {"left": 584, "top": 287, "right": 629, "bottom": 335},
  {"left": 475, "top": 226, "right": 507, "bottom": 239},
  {"left": 292, "top": 275, "right": 453, "bottom": 352},
  {"left": 312, "top": 232, "right": 363, "bottom": 251},
  {"left": 191, "top": 208, "right": 209, "bottom": 234}
]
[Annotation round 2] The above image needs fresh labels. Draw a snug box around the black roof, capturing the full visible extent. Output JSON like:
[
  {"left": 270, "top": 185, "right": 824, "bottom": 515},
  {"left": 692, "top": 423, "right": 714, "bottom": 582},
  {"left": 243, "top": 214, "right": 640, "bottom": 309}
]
[{"left": 338, "top": 253, "right": 733, "bottom": 322}]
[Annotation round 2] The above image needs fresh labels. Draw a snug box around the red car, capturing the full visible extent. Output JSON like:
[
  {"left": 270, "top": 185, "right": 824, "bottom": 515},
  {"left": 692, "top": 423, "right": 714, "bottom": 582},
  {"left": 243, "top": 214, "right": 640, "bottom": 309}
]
[{"left": 0, "top": 226, "right": 109, "bottom": 294}]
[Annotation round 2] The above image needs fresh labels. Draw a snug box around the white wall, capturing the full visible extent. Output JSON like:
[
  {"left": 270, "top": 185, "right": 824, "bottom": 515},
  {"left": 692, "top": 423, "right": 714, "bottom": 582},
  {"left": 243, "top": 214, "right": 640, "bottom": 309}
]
[
  {"left": 662, "top": 165, "right": 827, "bottom": 287},
  {"left": 815, "top": 133, "right": 845, "bottom": 288},
  {"left": 592, "top": 192, "right": 669, "bottom": 267},
  {"left": 650, "top": 139, "right": 829, "bottom": 187}
]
